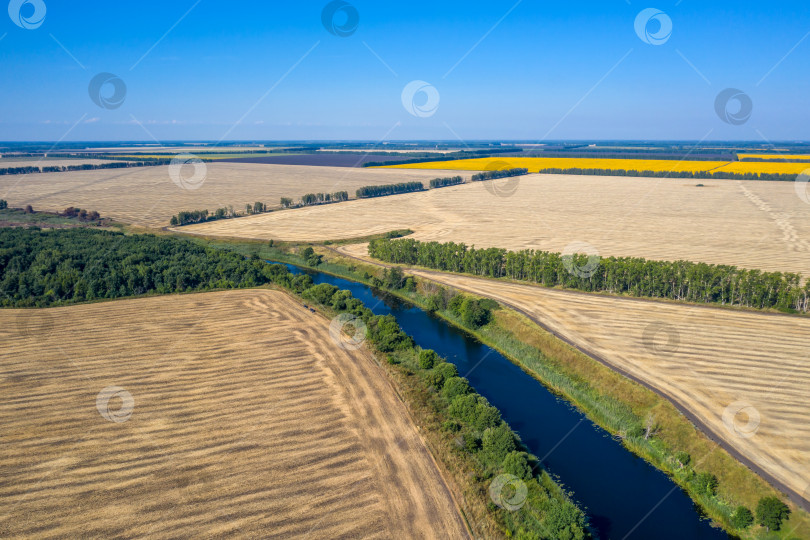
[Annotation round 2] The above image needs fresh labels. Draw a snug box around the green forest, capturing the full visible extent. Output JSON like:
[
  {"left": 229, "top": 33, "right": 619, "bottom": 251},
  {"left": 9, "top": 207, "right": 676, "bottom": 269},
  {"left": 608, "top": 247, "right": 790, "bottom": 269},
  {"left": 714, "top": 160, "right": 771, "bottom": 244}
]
[
  {"left": 0, "top": 228, "right": 284, "bottom": 306},
  {"left": 368, "top": 238, "right": 810, "bottom": 313}
]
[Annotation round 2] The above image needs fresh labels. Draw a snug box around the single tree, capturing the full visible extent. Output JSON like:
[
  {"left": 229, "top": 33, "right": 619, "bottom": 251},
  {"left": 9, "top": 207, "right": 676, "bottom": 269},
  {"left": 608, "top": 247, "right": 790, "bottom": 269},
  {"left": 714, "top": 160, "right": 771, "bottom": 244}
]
[{"left": 756, "top": 496, "right": 790, "bottom": 531}]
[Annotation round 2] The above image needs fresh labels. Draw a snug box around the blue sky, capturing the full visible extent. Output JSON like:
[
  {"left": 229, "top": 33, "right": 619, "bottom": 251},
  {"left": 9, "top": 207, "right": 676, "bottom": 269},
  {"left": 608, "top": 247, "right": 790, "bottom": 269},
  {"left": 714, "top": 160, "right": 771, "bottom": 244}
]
[{"left": 1, "top": 0, "right": 808, "bottom": 141}]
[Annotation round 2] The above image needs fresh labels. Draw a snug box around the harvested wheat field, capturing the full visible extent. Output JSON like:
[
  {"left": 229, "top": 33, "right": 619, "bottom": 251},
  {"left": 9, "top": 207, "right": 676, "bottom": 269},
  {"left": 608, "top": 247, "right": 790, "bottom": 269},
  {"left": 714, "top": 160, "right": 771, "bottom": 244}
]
[
  {"left": 182, "top": 174, "right": 810, "bottom": 276},
  {"left": 338, "top": 243, "right": 810, "bottom": 507},
  {"left": 0, "top": 163, "right": 460, "bottom": 228},
  {"left": 0, "top": 290, "right": 468, "bottom": 539}
]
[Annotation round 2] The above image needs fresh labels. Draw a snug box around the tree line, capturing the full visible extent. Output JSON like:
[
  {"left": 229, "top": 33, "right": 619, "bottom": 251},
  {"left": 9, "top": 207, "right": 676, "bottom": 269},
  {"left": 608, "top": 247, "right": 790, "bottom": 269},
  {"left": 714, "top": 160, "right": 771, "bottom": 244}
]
[
  {"left": 368, "top": 238, "right": 810, "bottom": 313},
  {"left": 535, "top": 167, "right": 799, "bottom": 182},
  {"left": 356, "top": 182, "right": 425, "bottom": 199},
  {"left": 169, "top": 190, "right": 354, "bottom": 225},
  {"left": 362, "top": 147, "right": 522, "bottom": 168},
  {"left": 0, "top": 160, "right": 171, "bottom": 176},
  {"left": 299, "top": 191, "right": 349, "bottom": 206},
  {"left": 429, "top": 176, "right": 464, "bottom": 188},
  {"left": 471, "top": 168, "right": 529, "bottom": 182},
  {"left": 740, "top": 157, "right": 810, "bottom": 163}
]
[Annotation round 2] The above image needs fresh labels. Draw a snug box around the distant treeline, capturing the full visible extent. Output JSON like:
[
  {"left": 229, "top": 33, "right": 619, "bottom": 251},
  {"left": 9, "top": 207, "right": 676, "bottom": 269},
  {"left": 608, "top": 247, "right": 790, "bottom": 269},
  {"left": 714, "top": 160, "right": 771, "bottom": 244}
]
[
  {"left": 472, "top": 168, "right": 529, "bottom": 181},
  {"left": 356, "top": 182, "right": 425, "bottom": 199},
  {"left": 535, "top": 167, "right": 799, "bottom": 182},
  {"left": 317, "top": 150, "right": 448, "bottom": 158},
  {"left": 0, "top": 160, "right": 170, "bottom": 176},
  {"left": 429, "top": 176, "right": 464, "bottom": 189},
  {"left": 362, "top": 147, "right": 522, "bottom": 168},
  {"left": 368, "top": 238, "right": 810, "bottom": 313},
  {"left": 740, "top": 157, "right": 810, "bottom": 163}
]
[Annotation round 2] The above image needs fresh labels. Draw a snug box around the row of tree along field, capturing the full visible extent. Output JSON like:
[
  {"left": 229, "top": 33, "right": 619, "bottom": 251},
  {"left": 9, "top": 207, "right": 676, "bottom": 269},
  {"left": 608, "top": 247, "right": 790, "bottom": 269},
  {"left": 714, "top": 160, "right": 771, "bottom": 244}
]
[
  {"left": 429, "top": 176, "right": 464, "bottom": 188},
  {"left": 170, "top": 192, "right": 352, "bottom": 225},
  {"left": 534, "top": 167, "right": 800, "bottom": 182},
  {"left": 471, "top": 168, "right": 529, "bottom": 181},
  {"left": 356, "top": 181, "right": 426, "bottom": 198},
  {"left": 170, "top": 205, "right": 262, "bottom": 226},
  {"left": 170, "top": 175, "right": 471, "bottom": 226},
  {"left": 368, "top": 238, "right": 810, "bottom": 313},
  {"left": 361, "top": 147, "right": 522, "bottom": 168},
  {"left": 0, "top": 160, "right": 170, "bottom": 176}
]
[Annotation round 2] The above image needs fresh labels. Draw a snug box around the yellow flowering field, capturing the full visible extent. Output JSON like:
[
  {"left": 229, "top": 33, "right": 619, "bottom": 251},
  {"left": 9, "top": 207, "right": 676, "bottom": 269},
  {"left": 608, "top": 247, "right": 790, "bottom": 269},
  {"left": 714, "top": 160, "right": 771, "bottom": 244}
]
[
  {"left": 385, "top": 157, "right": 810, "bottom": 176},
  {"left": 385, "top": 157, "right": 730, "bottom": 173},
  {"left": 715, "top": 161, "right": 810, "bottom": 175}
]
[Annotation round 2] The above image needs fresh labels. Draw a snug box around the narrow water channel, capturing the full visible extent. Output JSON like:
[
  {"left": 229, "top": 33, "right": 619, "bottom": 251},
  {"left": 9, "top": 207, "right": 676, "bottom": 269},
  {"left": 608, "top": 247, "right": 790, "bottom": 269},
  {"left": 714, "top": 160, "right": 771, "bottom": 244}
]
[{"left": 280, "top": 262, "right": 729, "bottom": 540}]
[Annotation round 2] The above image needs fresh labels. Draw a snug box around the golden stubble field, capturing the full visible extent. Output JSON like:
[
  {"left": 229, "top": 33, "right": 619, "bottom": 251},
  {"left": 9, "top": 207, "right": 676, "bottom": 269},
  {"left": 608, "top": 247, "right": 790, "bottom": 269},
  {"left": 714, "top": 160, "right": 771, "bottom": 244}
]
[
  {"left": 0, "top": 290, "right": 468, "bottom": 539},
  {"left": 0, "top": 163, "right": 461, "bottom": 228},
  {"left": 183, "top": 174, "right": 810, "bottom": 276},
  {"left": 338, "top": 243, "right": 810, "bottom": 507}
]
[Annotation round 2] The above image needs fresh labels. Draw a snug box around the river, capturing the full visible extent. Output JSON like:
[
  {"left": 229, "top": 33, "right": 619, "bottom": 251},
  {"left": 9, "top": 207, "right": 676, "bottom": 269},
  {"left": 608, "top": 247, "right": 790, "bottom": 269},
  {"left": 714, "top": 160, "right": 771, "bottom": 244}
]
[{"left": 280, "top": 262, "right": 729, "bottom": 539}]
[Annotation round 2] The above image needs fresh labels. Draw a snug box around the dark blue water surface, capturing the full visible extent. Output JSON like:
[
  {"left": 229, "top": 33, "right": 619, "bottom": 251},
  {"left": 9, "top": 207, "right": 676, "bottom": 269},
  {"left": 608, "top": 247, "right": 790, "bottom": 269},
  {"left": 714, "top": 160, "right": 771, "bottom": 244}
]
[{"left": 280, "top": 262, "right": 728, "bottom": 540}]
